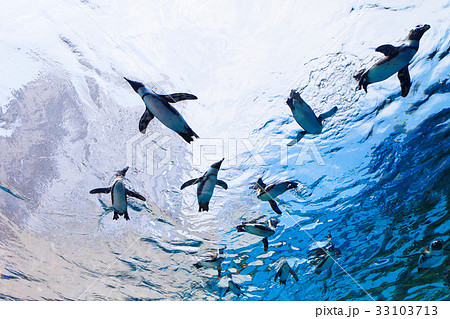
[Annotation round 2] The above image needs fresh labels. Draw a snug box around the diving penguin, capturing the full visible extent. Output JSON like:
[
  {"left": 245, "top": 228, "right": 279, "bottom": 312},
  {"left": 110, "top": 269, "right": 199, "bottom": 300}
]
[
  {"left": 252, "top": 177, "right": 298, "bottom": 215},
  {"left": 286, "top": 90, "right": 338, "bottom": 146},
  {"left": 355, "top": 24, "right": 430, "bottom": 97},
  {"left": 193, "top": 247, "right": 225, "bottom": 278},
  {"left": 313, "top": 245, "right": 341, "bottom": 275},
  {"left": 236, "top": 216, "right": 279, "bottom": 251},
  {"left": 124, "top": 77, "right": 199, "bottom": 143},
  {"left": 180, "top": 158, "right": 228, "bottom": 212},
  {"left": 399, "top": 238, "right": 445, "bottom": 272},
  {"left": 89, "top": 167, "right": 146, "bottom": 221},
  {"left": 274, "top": 259, "right": 298, "bottom": 285},
  {"left": 308, "top": 238, "right": 342, "bottom": 275}
]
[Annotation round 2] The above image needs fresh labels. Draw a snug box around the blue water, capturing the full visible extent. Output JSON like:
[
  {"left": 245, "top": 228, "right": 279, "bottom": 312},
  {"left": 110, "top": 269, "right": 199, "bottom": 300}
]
[{"left": 0, "top": 1, "right": 449, "bottom": 301}]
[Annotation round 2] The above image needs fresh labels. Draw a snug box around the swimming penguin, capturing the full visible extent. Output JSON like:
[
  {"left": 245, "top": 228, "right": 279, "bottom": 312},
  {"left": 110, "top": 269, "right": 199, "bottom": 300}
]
[
  {"left": 223, "top": 274, "right": 243, "bottom": 297},
  {"left": 313, "top": 245, "right": 341, "bottom": 274},
  {"left": 399, "top": 238, "right": 445, "bottom": 272},
  {"left": 252, "top": 177, "right": 298, "bottom": 215},
  {"left": 124, "top": 77, "right": 199, "bottom": 143},
  {"left": 308, "top": 238, "right": 342, "bottom": 275},
  {"left": 355, "top": 24, "right": 430, "bottom": 97},
  {"left": 180, "top": 158, "right": 228, "bottom": 212},
  {"left": 236, "top": 216, "right": 279, "bottom": 251},
  {"left": 89, "top": 167, "right": 146, "bottom": 221},
  {"left": 274, "top": 260, "right": 298, "bottom": 285},
  {"left": 194, "top": 247, "right": 225, "bottom": 278},
  {"left": 286, "top": 90, "right": 338, "bottom": 146}
]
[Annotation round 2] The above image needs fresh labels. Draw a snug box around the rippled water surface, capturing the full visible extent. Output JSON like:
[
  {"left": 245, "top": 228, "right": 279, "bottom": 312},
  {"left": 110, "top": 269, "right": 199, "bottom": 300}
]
[{"left": 0, "top": 0, "right": 449, "bottom": 300}]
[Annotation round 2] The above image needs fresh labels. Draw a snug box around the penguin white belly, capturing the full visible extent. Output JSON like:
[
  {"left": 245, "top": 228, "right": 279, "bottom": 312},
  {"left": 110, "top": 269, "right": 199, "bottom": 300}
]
[
  {"left": 198, "top": 175, "right": 217, "bottom": 203},
  {"left": 368, "top": 49, "right": 416, "bottom": 83},
  {"left": 144, "top": 96, "right": 187, "bottom": 132},
  {"left": 258, "top": 184, "right": 287, "bottom": 201},
  {"left": 229, "top": 282, "right": 241, "bottom": 295},
  {"left": 292, "top": 103, "right": 322, "bottom": 134},
  {"left": 279, "top": 266, "right": 290, "bottom": 282},
  {"left": 244, "top": 225, "right": 274, "bottom": 237},
  {"left": 113, "top": 181, "right": 127, "bottom": 214},
  {"left": 200, "top": 258, "right": 223, "bottom": 268},
  {"left": 419, "top": 253, "right": 442, "bottom": 269},
  {"left": 316, "top": 256, "right": 334, "bottom": 272}
]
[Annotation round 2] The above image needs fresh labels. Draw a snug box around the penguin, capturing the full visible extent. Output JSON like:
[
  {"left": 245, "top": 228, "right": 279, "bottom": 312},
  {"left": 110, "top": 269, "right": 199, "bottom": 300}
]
[
  {"left": 251, "top": 177, "right": 298, "bottom": 215},
  {"left": 286, "top": 90, "right": 338, "bottom": 146},
  {"left": 399, "top": 238, "right": 445, "bottom": 272},
  {"left": 308, "top": 238, "right": 342, "bottom": 275},
  {"left": 124, "top": 77, "right": 199, "bottom": 143},
  {"left": 180, "top": 158, "right": 228, "bottom": 212},
  {"left": 236, "top": 216, "right": 279, "bottom": 251},
  {"left": 355, "top": 24, "right": 430, "bottom": 97},
  {"left": 193, "top": 247, "right": 225, "bottom": 278},
  {"left": 274, "top": 260, "right": 298, "bottom": 285},
  {"left": 223, "top": 274, "right": 243, "bottom": 297},
  {"left": 89, "top": 166, "right": 146, "bottom": 221}
]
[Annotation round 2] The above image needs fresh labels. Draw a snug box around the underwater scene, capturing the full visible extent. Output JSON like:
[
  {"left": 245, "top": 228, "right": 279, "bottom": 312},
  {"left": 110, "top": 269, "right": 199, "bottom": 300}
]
[{"left": 0, "top": 0, "right": 449, "bottom": 301}]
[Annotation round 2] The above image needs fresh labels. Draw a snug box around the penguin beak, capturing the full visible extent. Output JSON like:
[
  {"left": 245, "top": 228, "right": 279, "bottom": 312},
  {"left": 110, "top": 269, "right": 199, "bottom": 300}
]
[
  {"left": 117, "top": 166, "right": 129, "bottom": 176},
  {"left": 124, "top": 77, "right": 145, "bottom": 93},
  {"left": 211, "top": 158, "right": 225, "bottom": 169}
]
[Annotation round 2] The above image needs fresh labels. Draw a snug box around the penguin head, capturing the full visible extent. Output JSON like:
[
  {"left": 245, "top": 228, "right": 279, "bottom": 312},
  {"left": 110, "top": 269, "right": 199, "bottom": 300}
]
[
  {"left": 431, "top": 238, "right": 443, "bottom": 250},
  {"left": 268, "top": 218, "right": 280, "bottom": 228},
  {"left": 124, "top": 77, "right": 145, "bottom": 93},
  {"left": 211, "top": 158, "right": 225, "bottom": 170},
  {"left": 408, "top": 24, "right": 430, "bottom": 41},
  {"left": 116, "top": 166, "right": 129, "bottom": 177}
]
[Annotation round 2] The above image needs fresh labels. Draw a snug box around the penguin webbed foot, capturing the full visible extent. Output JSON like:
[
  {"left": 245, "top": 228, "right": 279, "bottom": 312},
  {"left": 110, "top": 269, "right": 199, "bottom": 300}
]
[
  {"left": 124, "top": 212, "right": 130, "bottom": 221},
  {"left": 113, "top": 212, "right": 119, "bottom": 220},
  {"left": 262, "top": 238, "right": 269, "bottom": 252}
]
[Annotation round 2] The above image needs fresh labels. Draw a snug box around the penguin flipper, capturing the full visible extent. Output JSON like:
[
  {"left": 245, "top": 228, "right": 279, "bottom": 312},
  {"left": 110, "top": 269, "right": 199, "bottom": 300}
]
[
  {"left": 216, "top": 180, "right": 228, "bottom": 190},
  {"left": 287, "top": 131, "right": 306, "bottom": 146},
  {"left": 89, "top": 187, "right": 111, "bottom": 194},
  {"left": 180, "top": 178, "right": 201, "bottom": 190},
  {"left": 318, "top": 106, "right": 338, "bottom": 122},
  {"left": 222, "top": 288, "right": 230, "bottom": 297},
  {"left": 268, "top": 200, "right": 283, "bottom": 215},
  {"left": 139, "top": 109, "right": 155, "bottom": 134},
  {"left": 289, "top": 268, "right": 299, "bottom": 282},
  {"left": 262, "top": 238, "right": 269, "bottom": 252},
  {"left": 159, "top": 93, "right": 198, "bottom": 103},
  {"left": 375, "top": 44, "right": 398, "bottom": 56},
  {"left": 274, "top": 267, "right": 281, "bottom": 282},
  {"left": 398, "top": 66, "right": 411, "bottom": 97},
  {"left": 125, "top": 189, "right": 146, "bottom": 201}
]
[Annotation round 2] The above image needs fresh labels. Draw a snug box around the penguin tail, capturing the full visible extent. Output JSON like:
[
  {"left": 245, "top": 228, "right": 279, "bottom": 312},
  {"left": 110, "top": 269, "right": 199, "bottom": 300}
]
[
  {"left": 354, "top": 69, "right": 365, "bottom": 81},
  {"left": 236, "top": 225, "right": 245, "bottom": 232},
  {"left": 177, "top": 128, "right": 199, "bottom": 144},
  {"left": 354, "top": 69, "right": 368, "bottom": 92},
  {"left": 193, "top": 262, "right": 202, "bottom": 269},
  {"left": 199, "top": 202, "right": 209, "bottom": 212},
  {"left": 287, "top": 182, "right": 298, "bottom": 190}
]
